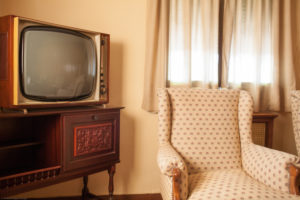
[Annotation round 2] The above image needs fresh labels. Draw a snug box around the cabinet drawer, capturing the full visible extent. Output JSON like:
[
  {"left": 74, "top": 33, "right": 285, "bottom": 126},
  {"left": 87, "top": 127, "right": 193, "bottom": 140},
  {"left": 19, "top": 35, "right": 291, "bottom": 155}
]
[{"left": 62, "top": 111, "right": 120, "bottom": 172}]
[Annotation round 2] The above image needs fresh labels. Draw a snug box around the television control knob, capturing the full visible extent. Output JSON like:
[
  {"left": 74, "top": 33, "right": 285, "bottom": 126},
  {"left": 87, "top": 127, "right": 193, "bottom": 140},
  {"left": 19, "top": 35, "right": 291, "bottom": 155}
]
[{"left": 100, "top": 87, "right": 107, "bottom": 94}]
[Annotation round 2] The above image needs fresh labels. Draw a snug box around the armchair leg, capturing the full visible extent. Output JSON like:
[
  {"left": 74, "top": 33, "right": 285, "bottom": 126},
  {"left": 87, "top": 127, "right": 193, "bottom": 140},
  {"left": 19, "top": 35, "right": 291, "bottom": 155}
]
[
  {"left": 289, "top": 163, "right": 300, "bottom": 195},
  {"left": 172, "top": 168, "right": 181, "bottom": 200}
]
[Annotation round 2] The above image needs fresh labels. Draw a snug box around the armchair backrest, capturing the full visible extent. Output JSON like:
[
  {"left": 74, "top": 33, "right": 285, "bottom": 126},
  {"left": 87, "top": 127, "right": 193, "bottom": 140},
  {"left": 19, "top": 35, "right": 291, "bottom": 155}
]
[
  {"left": 158, "top": 88, "right": 251, "bottom": 174},
  {"left": 291, "top": 91, "right": 300, "bottom": 156}
]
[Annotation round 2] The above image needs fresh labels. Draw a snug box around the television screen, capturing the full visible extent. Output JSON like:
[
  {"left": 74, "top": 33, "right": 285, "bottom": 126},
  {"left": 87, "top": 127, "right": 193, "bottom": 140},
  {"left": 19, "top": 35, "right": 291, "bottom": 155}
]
[{"left": 20, "top": 26, "right": 97, "bottom": 101}]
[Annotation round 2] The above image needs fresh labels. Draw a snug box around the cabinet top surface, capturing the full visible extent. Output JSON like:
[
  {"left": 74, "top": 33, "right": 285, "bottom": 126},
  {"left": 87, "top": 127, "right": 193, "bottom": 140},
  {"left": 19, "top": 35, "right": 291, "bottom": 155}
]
[{"left": 0, "top": 105, "right": 124, "bottom": 118}]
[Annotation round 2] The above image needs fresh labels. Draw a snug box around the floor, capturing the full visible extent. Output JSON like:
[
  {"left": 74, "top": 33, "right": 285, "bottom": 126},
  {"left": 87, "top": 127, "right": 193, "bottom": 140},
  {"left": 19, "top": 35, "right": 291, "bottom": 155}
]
[{"left": 26, "top": 194, "right": 162, "bottom": 200}]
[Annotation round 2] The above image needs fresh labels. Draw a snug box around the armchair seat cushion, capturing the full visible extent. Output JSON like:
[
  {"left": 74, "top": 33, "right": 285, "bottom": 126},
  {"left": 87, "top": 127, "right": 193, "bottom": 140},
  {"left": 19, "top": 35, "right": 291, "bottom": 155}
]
[{"left": 188, "top": 169, "right": 300, "bottom": 200}]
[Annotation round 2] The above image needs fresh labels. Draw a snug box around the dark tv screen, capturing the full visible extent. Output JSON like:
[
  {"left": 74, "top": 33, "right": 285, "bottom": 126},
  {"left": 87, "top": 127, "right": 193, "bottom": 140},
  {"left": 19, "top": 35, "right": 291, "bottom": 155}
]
[{"left": 20, "top": 26, "right": 97, "bottom": 101}]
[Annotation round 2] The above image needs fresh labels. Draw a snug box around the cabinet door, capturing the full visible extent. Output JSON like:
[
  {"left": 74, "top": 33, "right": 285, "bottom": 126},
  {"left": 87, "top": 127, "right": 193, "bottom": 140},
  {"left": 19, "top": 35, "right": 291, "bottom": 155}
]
[{"left": 62, "top": 111, "right": 120, "bottom": 172}]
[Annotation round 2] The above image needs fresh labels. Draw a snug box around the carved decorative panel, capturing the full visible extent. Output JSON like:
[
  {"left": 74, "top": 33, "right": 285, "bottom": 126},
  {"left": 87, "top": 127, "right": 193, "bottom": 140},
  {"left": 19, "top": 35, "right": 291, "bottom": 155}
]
[{"left": 74, "top": 123, "right": 113, "bottom": 157}]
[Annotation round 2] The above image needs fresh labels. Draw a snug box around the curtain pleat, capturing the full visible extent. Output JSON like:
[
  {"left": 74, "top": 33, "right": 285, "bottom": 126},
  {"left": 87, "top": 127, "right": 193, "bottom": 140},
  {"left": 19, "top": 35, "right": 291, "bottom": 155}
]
[
  {"left": 278, "top": 0, "right": 296, "bottom": 111},
  {"left": 223, "top": 0, "right": 284, "bottom": 112},
  {"left": 142, "top": 0, "right": 298, "bottom": 112},
  {"left": 142, "top": 0, "right": 170, "bottom": 112},
  {"left": 221, "top": 0, "right": 236, "bottom": 87},
  {"left": 168, "top": 0, "right": 220, "bottom": 88}
]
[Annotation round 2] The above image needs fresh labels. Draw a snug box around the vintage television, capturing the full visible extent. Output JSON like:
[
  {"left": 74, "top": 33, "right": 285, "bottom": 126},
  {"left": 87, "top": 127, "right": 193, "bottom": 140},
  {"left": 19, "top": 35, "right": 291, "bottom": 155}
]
[{"left": 0, "top": 15, "right": 109, "bottom": 109}]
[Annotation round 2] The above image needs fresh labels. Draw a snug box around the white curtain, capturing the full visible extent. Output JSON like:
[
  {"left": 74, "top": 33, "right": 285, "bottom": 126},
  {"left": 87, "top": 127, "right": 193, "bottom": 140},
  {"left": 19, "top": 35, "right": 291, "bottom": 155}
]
[
  {"left": 224, "top": 0, "right": 283, "bottom": 111},
  {"left": 168, "top": 0, "right": 219, "bottom": 88},
  {"left": 223, "top": 0, "right": 296, "bottom": 112},
  {"left": 142, "top": 0, "right": 297, "bottom": 112}
]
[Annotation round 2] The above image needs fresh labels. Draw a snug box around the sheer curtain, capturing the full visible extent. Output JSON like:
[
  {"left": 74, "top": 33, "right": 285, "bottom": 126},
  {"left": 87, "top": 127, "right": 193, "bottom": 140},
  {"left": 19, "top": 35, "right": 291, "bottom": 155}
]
[
  {"left": 168, "top": 0, "right": 219, "bottom": 88},
  {"left": 142, "top": 0, "right": 297, "bottom": 112},
  {"left": 224, "top": 0, "right": 282, "bottom": 111},
  {"left": 223, "top": 0, "right": 296, "bottom": 111}
]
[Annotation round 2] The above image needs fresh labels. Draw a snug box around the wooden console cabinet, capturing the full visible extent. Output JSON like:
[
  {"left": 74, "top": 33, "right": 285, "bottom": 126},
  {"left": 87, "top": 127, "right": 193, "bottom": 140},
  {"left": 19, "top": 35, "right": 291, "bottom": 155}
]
[{"left": 0, "top": 106, "right": 122, "bottom": 198}]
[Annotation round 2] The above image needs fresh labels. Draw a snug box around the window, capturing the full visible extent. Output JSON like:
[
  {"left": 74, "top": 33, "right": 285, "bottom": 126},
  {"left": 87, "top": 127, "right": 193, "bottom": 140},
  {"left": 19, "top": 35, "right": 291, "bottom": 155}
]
[{"left": 167, "top": 0, "right": 274, "bottom": 87}]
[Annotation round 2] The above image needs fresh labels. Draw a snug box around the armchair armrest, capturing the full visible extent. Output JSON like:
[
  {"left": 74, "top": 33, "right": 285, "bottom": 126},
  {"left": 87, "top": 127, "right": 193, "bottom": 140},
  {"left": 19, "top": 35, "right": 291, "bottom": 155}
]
[
  {"left": 288, "top": 160, "right": 300, "bottom": 195},
  {"left": 157, "top": 144, "right": 187, "bottom": 176},
  {"left": 157, "top": 144, "right": 188, "bottom": 200},
  {"left": 241, "top": 143, "right": 299, "bottom": 194}
]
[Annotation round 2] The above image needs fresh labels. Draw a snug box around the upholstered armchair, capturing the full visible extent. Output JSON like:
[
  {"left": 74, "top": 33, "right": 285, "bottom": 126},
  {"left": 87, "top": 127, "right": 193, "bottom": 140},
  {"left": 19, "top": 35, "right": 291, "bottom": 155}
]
[
  {"left": 291, "top": 91, "right": 300, "bottom": 156},
  {"left": 157, "top": 88, "right": 300, "bottom": 200}
]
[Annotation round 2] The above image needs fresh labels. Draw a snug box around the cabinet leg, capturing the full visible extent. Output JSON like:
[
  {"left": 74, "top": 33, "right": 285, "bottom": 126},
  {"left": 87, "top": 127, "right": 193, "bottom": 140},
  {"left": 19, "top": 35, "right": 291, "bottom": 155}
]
[
  {"left": 108, "top": 165, "right": 115, "bottom": 200},
  {"left": 81, "top": 176, "right": 97, "bottom": 200},
  {"left": 82, "top": 176, "right": 89, "bottom": 200}
]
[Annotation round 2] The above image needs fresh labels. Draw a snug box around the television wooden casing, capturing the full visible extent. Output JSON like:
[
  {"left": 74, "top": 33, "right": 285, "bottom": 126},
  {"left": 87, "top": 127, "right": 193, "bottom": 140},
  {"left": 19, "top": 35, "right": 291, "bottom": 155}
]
[
  {"left": 0, "top": 15, "right": 110, "bottom": 109},
  {"left": 0, "top": 15, "right": 121, "bottom": 199}
]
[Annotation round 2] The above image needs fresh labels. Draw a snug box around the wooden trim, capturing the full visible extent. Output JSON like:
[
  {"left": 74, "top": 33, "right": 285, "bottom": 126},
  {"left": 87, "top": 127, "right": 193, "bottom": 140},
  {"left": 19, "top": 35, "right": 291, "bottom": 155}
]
[
  {"left": 0, "top": 15, "right": 14, "bottom": 108},
  {"left": 289, "top": 163, "right": 300, "bottom": 195},
  {"left": 27, "top": 194, "right": 163, "bottom": 200},
  {"left": 100, "top": 33, "right": 110, "bottom": 104},
  {"left": 172, "top": 168, "right": 181, "bottom": 200},
  {"left": 253, "top": 112, "right": 278, "bottom": 119},
  {"left": 0, "top": 106, "right": 124, "bottom": 118},
  {"left": 15, "top": 15, "right": 104, "bottom": 35},
  {"left": 217, "top": 0, "right": 225, "bottom": 88},
  {"left": 252, "top": 112, "right": 278, "bottom": 148},
  {"left": 0, "top": 32, "right": 8, "bottom": 80}
]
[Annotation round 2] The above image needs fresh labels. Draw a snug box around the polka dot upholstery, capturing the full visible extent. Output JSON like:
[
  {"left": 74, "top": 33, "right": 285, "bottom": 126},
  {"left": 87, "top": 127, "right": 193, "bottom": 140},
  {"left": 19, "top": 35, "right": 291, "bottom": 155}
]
[
  {"left": 168, "top": 88, "right": 241, "bottom": 173},
  {"left": 291, "top": 90, "right": 300, "bottom": 156},
  {"left": 157, "top": 88, "right": 172, "bottom": 146},
  {"left": 157, "top": 144, "right": 187, "bottom": 176},
  {"left": 239, "top": 91, "right": 298, "bottom": 193},
  {"left": 160, "top": 173, "right": 173, "bottom": 200},
  {"left": 157, "top": 88, "right": 300, "bottom": 200},
  {"left": 242, "top": 143, "right": 298, "bottom": 193},
  {"left": 238, "top": 90, "right": 253, "bottom": 145},
  {"left": 157, "top": 144, "right": 189, "bottom": 199},
  {"left": 188, "top": 169, "right": 300, "bottom": 200},
  {"left": 157, "top": 89, "right": 189, "bottom": 200}
]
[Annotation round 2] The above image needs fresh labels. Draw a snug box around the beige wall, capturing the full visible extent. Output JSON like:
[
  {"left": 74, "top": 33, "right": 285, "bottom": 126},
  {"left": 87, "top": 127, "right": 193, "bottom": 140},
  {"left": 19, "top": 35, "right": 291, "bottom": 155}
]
[
  {"left": 0, "top": 0, "right": 298, "bottom": 198},
  {"left": 0, "top": 0, "right": 160, "bottom": 197}
]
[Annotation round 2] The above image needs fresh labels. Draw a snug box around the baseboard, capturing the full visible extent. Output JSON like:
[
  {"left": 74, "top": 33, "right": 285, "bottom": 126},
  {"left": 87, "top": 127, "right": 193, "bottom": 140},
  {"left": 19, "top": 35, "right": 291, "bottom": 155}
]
[{"left": 18, "top": 193, "right": 162, "bottom": 200}]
